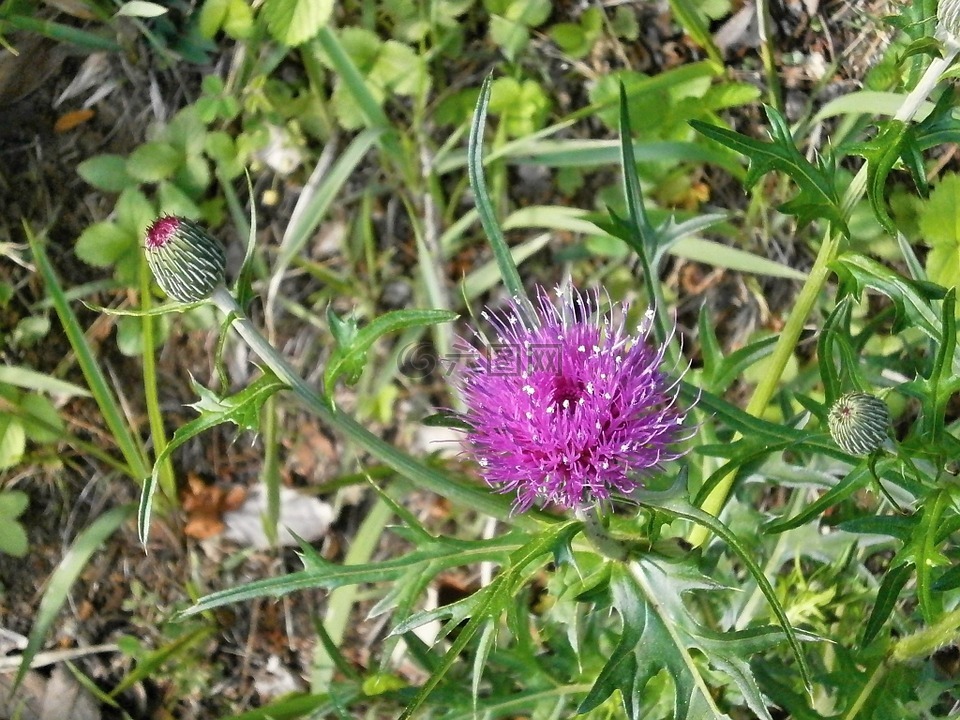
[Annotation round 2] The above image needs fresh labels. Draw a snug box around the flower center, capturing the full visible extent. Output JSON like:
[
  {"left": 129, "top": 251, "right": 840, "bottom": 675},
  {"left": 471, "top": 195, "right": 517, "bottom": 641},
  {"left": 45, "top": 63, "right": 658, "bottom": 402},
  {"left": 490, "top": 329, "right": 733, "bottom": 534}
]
[{"left": 551, "top": 374, "right": 584, "bottom": 410}]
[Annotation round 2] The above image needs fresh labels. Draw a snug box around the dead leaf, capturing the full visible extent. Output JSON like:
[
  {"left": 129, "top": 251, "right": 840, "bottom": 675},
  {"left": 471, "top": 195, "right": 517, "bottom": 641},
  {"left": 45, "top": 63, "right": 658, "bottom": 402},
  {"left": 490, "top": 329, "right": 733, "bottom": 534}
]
[
  {"left": 180, "top": 474, "right": 247, "bottom": 540},
  {"left": 53, "top": 109, "right": 95, "bottom": 133}
]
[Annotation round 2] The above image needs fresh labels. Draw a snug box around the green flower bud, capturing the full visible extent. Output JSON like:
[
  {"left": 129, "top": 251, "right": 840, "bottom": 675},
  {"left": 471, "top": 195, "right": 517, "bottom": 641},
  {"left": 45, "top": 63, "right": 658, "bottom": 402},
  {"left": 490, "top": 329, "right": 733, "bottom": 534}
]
[
  {"left": 144, "top": 216, "right": 226, "bottom": 302},
  {"left": 939, "top": 0, "right": 960, "bottom": 45},
  {"left": 828, "top": 392, "right": 890, "bottom": 456}
]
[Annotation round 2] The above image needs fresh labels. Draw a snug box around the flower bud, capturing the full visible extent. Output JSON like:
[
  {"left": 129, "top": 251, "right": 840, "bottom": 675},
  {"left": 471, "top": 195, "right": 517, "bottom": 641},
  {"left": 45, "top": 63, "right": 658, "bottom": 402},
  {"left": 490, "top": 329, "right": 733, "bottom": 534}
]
[
  {"left": 938, "top": 0, "right": 960, "bottom": 46},
  {"left": 144, "top": 216, "right": 226, "bottom": 302},
  {"left": 828, "top": 392, "right": 890, "bottom": 456}
]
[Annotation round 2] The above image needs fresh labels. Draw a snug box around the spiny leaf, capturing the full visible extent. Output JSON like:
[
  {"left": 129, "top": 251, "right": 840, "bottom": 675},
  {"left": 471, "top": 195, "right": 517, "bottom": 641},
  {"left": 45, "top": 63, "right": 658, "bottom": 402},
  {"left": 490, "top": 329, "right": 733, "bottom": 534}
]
[
  {"left": 580, "top": 560, "right": 783, "bottom": 720},
  {"left": 847, "top": 120, "right": 923, "bottom": 235},
  {"left": 691, "top": 105, "right": 848, "bottom": 236}
]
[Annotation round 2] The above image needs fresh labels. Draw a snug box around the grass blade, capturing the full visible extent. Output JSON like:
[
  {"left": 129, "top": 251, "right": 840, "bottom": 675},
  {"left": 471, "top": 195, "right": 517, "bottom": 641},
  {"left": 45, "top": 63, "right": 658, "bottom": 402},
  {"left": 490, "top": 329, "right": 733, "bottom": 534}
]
[
  {"left": 15, "top": 505, "right": 134, "bottom": 689},
  {"left": 25, "top": 224, "right": 150, "bottom": 482}
]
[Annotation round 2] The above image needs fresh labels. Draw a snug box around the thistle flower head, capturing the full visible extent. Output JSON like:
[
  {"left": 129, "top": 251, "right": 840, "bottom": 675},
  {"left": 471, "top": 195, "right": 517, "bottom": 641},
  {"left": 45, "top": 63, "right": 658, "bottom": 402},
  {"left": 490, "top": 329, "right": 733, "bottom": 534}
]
[
  {"left": 457, "top": 287, "right": 688, "bottom": 512},
  {"left": 828, "top": 392, "right": 890, "bottom": 456},
  {"left": 144, "top": 216, "right": 226, "bottom": 302}
]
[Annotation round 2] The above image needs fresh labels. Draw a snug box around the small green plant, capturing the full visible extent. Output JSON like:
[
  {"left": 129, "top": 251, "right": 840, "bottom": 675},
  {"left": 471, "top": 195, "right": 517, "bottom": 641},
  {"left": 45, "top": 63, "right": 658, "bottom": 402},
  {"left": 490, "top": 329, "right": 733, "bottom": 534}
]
[{"left": 0, "top": 490, "right": 28, "bottom": 557}]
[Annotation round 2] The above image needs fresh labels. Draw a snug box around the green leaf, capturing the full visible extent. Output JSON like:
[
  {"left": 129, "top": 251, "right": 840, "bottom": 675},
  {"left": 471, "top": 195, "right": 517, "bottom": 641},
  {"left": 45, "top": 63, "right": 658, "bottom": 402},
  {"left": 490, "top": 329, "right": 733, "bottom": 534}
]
[
  {"left": 0, "top": 515, "right": 27, "bottom": 556},
  {"left": 848, "top": 120, "right": 920, "bottom": 234},
  {"left": 692, "top": 106, "right": 849, "bottom": 236},
  {"left": 0, "top": 365, "right": 90, "bottom": 398},
  {"left": 323, "top": 308, "right": 458, "bottom": 393},
  {"left": 919, "top": 173, "right": 960, "bottom": 299},
  {"left": 198, "top": 0, "right": 229, "bottom": 37},
  {"left": 125, "top": 142, "right": 182, "bottom": 183},
  {"left": 862, "top": 561, "right": 913, "bottom": 646},
  {"left": 832, "top": 252, "right": 947, "bottom": 340},
  {"left": 0, "top": 489, "right": 28, "bottom": 518},
  {"left": 75, "top": 222, "right": 136, "bottom": 269},
  {"left": 467, "top": 74, "right": 529, "bottom": 308},
  {"left": 0, "top": 414, "right": 25, "bottom": 469},
  {"left": 138, "top": 373, "right": 287, "bottom": 543},
  {"left": 77, "top": 154, "right": 135, "bottom": 193},
  {"left": 0, "top": 490, "right": 28, "bottom": 555},
  {"left": 580, "top": 561, "right": 780, "bottom": 719},
  {"left": 16, "top": 505, "right": 134, "bottom": 689},
  {"left": 634, "top": 475, "right": 814, "bottom": 697},
  {"left": 398, "top": 522, "right": 580, "bottom": 719},
  {"left": 261, "top": 0, "right": 333, "bottom": 46}
]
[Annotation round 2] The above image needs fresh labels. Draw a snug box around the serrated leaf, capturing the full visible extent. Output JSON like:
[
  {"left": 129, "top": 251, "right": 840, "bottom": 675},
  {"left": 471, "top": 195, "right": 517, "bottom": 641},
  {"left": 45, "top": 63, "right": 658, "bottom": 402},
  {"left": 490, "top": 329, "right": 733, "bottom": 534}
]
[
  {"left": 831, "top": 252, "right": 948, "bottom": 339},
  {"left": 138, "top": 372, "right": 287, "bottom": 543},
  {"left": 323, "top": 308, "right": 457, "bottom": 393},
  {"left": 691, "top": 106, "right": 849, "bottom": 236},
  {"left": 848, "top": 120, "right": 918, "bottom": 235},
  {"left": 580, "top": 560, "right": 780, "bottom": 720},
  {"left": 261, "top": 0, "right": 333, "bottom": 46}
]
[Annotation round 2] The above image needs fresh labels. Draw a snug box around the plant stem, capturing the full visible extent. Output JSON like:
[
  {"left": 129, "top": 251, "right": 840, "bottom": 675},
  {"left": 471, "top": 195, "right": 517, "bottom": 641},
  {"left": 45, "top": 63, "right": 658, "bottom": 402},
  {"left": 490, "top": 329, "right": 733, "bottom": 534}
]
[
  {"left": 207, "top": 287, "right": 547, "bottom": 528},
  {"left": 688, "top": 48, "right": 958, "bottom": 547},
  {"left": 139, "top": 260, "right": 176, "bottom": 502},
  {"left": 892, "top": 605, "right": 960, "bottom": 662},
  {"left": 576, "top": 506, "right": 629, "bottom": 561}
]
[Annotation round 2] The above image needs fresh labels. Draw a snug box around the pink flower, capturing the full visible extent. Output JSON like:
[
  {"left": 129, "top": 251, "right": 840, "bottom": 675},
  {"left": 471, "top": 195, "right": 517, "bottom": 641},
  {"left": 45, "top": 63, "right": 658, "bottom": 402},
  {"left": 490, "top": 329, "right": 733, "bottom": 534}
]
[{"left": 458, "top": 287, "right": 687, "bottom": 512}]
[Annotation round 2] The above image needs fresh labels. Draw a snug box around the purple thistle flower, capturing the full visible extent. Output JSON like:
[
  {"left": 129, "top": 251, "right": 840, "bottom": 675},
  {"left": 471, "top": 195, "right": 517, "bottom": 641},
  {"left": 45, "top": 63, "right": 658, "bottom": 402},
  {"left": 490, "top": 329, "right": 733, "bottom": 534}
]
[{"left": 458, "top": 286, "right": 687, "bottom": 513}]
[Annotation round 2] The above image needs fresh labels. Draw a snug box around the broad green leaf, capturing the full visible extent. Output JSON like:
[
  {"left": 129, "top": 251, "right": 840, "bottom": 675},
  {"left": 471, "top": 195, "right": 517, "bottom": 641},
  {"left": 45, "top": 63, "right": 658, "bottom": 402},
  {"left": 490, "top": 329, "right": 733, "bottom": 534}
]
[
  {"left": 75, "top": 222, "right": 135, "bottom": 269},
  {"left": 0, "top": 414, "right": 25, "bottom": 469},
  {"left": 0, "top": 490, "right": 28, "bottom": 555},
  {"left": 918, "top": 173, "right": 960, "bottom": 300},
  {"left": 261, "top": 0, "right": 333, "bottom": 46},
  {"left": 0, "top": 515, "right": 27, "bottom": 556},
  {"left": 692, "top": 106, "right": 849, "bottom": 236},
  {"left": 77, "top": 154, "right": 135, "bottom": 193},
  {"left": 0, "top": 489, "right": 28, "bottom": 518},
  {"left": 198, "top": 0, "right": 229, "bottom": 37},
  {"left": 125, "top": 142, "right": 182, "bottom": 182}
]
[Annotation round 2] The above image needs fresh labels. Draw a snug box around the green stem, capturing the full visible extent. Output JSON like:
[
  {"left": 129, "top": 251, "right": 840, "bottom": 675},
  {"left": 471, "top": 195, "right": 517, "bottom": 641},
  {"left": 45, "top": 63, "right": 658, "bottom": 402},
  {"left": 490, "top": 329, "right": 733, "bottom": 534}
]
[
  {"left": 576, "top": 507, "right": 628, "bottom": 561},
  {"left": 139, "top": 260, "right": 176, "bottom": 501},
  {"left": 892, "top": 605, "right": 960, "bottom": 662},
  {"left": 207, "top": 287, "right": 548, "bottom": 528},
  {"left": 688, "top": 48, "right": 958, "bottom": 547}
]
